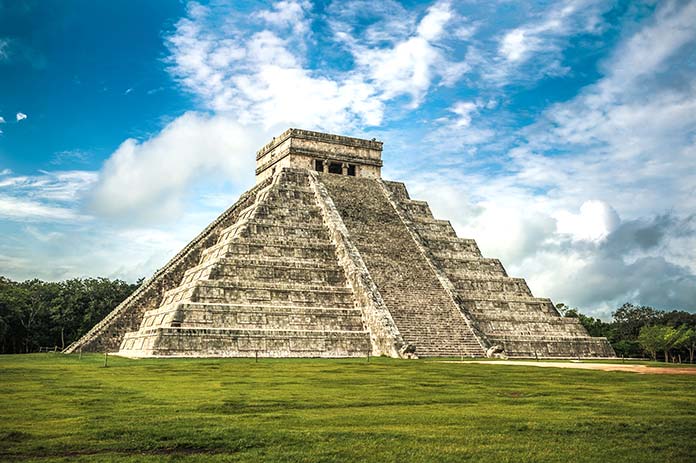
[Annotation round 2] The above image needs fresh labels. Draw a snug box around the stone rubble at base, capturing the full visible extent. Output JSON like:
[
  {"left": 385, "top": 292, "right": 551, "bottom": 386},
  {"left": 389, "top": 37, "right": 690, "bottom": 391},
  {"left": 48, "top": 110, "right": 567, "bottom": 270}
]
[{"left": 64, "top": 129, "right": 615, "bottom": 359}]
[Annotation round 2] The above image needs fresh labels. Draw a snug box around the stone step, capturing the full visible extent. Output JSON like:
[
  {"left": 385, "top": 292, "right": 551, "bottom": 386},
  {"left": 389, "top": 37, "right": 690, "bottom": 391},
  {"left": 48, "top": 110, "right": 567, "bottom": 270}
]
[
  {"left": 162, "top": 279, "right": 354, "bottom": 307},
  {"left": 487, "top": 335, "right": 616, "bottom": 358},
  {"left": 274, "top": 169, "right": 312, "bottom": 183},
  {"left": 411, "top": 222, "right": 458, "bottom": 240},
  {"left": 458, "top": 295, "right": 556, "bottom": 309},
  {"left": 181, "top": 263, "right": 346, "bottom": 287},
  {"left": 410, "top": 217, "right": 452, "bottom": 227},
  {"left": 238, "top": 221, "right": 329, "bottom": 239},
  {"left": 451, "top": 277, "right": 532, "bottom": 296},
  {"left": 266, "top": 181, "right": 313, "bottom": 192},
  {"left": 468, "top": 310, "right": 580, "bottom": 322},
  {"left": 479, "top": 321, "right": 589, "bottom": 337},
  {"left": 140, "top": 303, "right": 365, "bottom": 331},
  {"left": 182, "top": 255, "right": 344, "bottom": 282},
  {"left": 200, "top": 236, "right": 336, "bottom": 263},
  {"left": 424, "top": 237, "right": 481, "bottom": 256},
  {"left": 403, "top": 200, "right": 433, "bottom": 219},
  {"left": 319, "top": 173, "right": 487, "bottom": 358},
  {"left": 253, "top": 204, "right": 322, "bottom": 220},
  {"left": 204, "top": 271, "right": 346, "bottom": 287},
  {"left": 218, "top": 219, "right": 328, "bottom": 242},
  {"left": 218, "top": 254, "right": 342, "bottom": 268},
  {"left": 382, "top": 181, "right": 410, "bottom": 201},
  {"left": 434, "top": 256, "right": 507, "bottom": 277},
  {"left": 119, "top": 327, "right": 372, "bottom": 358},
  {"left": 193, "top": 281, "right": 354, "bottom": 307},
  {"left": 225, "top": 241, "right": 338, "bottom": 261},
  {"left": 261, "top": 187, "right": 316, "bottom": 203}
]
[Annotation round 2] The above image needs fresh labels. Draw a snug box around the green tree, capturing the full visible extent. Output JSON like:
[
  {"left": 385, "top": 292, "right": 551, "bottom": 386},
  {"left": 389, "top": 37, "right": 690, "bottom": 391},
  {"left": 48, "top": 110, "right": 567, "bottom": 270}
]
[
  {"left": 613, "top": 303, "right": 660, "bottom": 340},
  {"left": 612, "top": 340, "right": 641, "bottom": 358},
  {"left": 638, "top": 325, "right": 670, "bottom": 361},
  {"left": 667, "top": 325, "right": 690, "bottom": 363},
  {"left": 682, "top": 328, "right": 696, "bottom": 363},
  {"left": 0, "top": 276, "right": 139, "bottom": 353}
]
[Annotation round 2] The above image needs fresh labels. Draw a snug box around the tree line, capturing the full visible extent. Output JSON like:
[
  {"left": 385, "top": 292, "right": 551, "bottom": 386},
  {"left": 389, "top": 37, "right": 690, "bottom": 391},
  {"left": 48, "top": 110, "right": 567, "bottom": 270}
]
[
  {"left": 0, "top": 276, "right": 141, "bottom": 354},
  {"left": 559, "top": 303, "right": 696, "bottom": 363},
  {"left": 1, "top": 275, "right": 694, "bottom": 360}
]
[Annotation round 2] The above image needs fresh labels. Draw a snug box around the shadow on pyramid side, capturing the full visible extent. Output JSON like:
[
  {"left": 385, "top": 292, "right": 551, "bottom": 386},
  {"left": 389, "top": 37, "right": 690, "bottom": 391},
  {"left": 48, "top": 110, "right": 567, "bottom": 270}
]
[{"left": 65, "top": 129, "right": 615, "bottom": 359}]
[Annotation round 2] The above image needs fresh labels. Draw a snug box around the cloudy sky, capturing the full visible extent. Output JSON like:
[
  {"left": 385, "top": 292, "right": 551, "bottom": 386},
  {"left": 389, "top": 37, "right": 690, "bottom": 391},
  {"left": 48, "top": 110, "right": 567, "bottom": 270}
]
[{"left": 1, "top": 0, "right": 694, "bottom": 318}]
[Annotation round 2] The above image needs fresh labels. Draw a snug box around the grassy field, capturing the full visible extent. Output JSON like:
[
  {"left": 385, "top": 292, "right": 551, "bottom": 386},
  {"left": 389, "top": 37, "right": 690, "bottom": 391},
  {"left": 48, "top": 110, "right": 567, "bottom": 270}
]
[{"left": 0, "top": 354, "right": 694, "bottom": 462}]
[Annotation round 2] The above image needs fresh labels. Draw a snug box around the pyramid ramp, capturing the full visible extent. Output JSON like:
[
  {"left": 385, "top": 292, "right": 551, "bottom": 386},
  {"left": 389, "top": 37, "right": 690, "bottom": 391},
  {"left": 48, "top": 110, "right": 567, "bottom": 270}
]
[{"left": 317, "top": 173, "right": 486, "bottom": 357}]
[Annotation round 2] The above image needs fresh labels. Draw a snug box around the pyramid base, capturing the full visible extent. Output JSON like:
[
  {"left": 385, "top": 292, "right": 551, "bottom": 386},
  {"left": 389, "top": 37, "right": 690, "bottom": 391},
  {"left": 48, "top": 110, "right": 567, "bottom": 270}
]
[
  {"left": 489, "top": 336, "right": 615, "bottom": 358},
  {"left": 118, "top": 327, "right": 372, "bottom": 358}
]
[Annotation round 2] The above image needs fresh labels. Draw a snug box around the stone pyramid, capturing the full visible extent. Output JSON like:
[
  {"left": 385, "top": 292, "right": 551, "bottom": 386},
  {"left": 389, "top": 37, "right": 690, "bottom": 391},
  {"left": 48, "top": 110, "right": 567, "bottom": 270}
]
[{"left": 65, "top": 129, "right": 614, "bottom": 358}]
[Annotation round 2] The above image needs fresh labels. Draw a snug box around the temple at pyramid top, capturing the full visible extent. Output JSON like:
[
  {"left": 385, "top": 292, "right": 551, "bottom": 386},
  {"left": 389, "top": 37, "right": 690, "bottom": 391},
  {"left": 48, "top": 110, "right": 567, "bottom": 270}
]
[{"left": 255, "top": 128, "right": 383, "bottom": 183}]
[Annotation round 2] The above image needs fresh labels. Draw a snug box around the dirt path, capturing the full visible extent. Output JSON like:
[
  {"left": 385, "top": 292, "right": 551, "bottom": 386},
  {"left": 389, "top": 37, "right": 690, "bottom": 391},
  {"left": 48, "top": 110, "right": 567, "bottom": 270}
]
[{"left": 444, "top": 360, "right": 696, "bottom": 375}]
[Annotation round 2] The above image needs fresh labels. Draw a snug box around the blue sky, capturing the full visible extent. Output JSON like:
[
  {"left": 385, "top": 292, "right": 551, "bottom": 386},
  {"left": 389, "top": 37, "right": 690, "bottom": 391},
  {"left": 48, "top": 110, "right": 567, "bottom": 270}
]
[{"left": 1, "top": 0, "right": 695, "bottom": 318}]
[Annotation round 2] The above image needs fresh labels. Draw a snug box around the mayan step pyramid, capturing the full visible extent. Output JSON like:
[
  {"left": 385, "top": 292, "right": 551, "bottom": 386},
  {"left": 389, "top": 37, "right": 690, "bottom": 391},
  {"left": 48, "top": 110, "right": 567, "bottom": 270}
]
[{"left": 65, "top": 129, "right": 615, "bottom": 358}]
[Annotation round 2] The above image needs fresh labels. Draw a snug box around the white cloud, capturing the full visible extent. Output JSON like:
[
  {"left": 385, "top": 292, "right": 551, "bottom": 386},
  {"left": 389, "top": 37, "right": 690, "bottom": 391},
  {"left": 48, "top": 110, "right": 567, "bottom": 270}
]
[
  {"left": 336, "top": 1, "right": 468, "bottom": 107},
  {"left": 395, "top": 0, "right": 696, "bottom": 315},
  {"left": 90, "top": 112, "right": 264, "bottom": 221},
  {"left": 465, "top": 0, "right": 612, "bottom": 85},
  {"left": 0, "top": 117, "right": 5, "bottom": 124},
  {"left": 0, "top": 195, "right": 81, "bottom": 221},
  {"left": 0, "top": 168, "right": 94, "bottom": 198},
  {"left": 449, "top": 101, "right": 478, "bottom": 127},
  {"left": 328, "top": 0, "right": 416, "bottom": 44},
  {"left": 500, "top": 29, "right": 535, "bottom": 63},
  {"left": 0, "top": 38, "right": 9, "bottom": 61},
  {"left": 499, "top": 0, "right": 605, "bottom": 64},
  {"left": 555, "top": 200, "right": 620, "bottom": 243},
  {"left": 16, "top": 112, "right": 27, "bottom": 122},
  {"left": 0, "top": 170, "right": 95, "bottom": 222},
  {"left": 51, "top": 149, "right": 89, "bottom": 165},
  {"left": 24, "top": 225, "right": 63, "bottom": 242},
  {"left": 256, "top": 0, "right": 311, "bottom": 36},
  {"left": 166, "top": 2, "right": 384, "bottom": 131},
  {"left": 166, "top": 0, "right": 470, "bottom": 130},
  {"left": 608, "top": 1, "right": 696, "bottom": 85},
  {"left": 521, "top": 0, "right": 696, "bottom": 218},
  {"left": 414, "top": 100, "right": 494, "bottom": 159},
  {"left": 0, "top": 170, "right": 96, "bottom": 201}
]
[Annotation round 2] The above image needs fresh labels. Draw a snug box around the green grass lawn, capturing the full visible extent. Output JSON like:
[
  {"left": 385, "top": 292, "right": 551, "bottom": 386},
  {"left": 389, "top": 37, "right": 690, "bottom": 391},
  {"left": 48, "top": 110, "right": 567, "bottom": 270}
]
[{"left": 1, "top": 354, "right": 694, "bottom": 462}]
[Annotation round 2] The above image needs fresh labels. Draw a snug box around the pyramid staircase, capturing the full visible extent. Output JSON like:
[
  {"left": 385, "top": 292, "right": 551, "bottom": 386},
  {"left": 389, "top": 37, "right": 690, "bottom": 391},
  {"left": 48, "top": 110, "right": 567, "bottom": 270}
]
[{"left": 318, "top": 174, "right": 486, "bottom": 357}]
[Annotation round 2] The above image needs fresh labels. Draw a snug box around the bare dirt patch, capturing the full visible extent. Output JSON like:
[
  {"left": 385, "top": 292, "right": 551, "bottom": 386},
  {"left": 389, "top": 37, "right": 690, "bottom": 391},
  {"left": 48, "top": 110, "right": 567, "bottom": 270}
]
[{"left": 447, "top": 360, "right": 696, "bottom": 375}]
